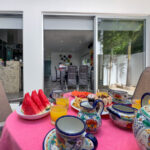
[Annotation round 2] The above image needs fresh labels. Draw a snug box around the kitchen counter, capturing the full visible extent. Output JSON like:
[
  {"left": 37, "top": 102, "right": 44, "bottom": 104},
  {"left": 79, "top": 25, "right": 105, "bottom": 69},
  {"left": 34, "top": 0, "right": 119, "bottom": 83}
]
[{"left": 0, "top": 61, "right": 22, "bottom": 93}]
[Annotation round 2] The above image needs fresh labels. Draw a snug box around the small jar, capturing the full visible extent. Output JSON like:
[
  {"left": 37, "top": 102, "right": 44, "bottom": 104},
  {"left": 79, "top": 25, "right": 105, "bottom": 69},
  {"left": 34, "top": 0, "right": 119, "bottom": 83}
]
[{"left": 87, "top": 94, "right": 95, "bottom": 106}]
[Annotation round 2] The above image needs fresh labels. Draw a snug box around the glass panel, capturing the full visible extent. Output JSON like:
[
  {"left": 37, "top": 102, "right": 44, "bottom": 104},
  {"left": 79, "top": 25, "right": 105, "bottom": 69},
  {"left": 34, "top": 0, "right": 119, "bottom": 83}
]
[
  {"left": 0, "top": 14, "right": 23, "bottom": 104},
  {"left": 98, "top": 19, "right": 145, "bottom": 96},
  {"left": 43, "top": 16, "right": 94, "bottom": 95}
]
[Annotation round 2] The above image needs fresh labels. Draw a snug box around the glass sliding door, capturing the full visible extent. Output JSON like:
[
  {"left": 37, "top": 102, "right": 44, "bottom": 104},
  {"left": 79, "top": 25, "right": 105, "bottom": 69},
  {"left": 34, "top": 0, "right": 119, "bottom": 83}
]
[
  {"left": 0, "top": 14, "right": 23, "bottom": 100},
  {"left": 43, "top": 15, "right": 94, "bottom": 94},
  {"left": 97, "top": 18, "right": 145, "bottom": 95}
]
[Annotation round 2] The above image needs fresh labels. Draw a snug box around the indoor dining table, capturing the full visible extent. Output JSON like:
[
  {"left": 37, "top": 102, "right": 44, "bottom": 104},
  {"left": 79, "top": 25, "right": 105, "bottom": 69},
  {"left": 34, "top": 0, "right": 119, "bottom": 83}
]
[{"left": 0, "top": 92, "right": 140, "bottom": 150}]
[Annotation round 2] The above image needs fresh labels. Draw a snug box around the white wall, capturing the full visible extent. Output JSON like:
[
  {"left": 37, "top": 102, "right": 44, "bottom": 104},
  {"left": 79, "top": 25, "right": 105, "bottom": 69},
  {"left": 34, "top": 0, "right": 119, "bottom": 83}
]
[
  {"left": 128, "top": 52, "right": 145, "bottom": 85},
  {"left": 103, "top": 52, "right": 144, "bottom": 86},
  {"left": 0, "top": 0, "right": 150, "bottom": 93}
]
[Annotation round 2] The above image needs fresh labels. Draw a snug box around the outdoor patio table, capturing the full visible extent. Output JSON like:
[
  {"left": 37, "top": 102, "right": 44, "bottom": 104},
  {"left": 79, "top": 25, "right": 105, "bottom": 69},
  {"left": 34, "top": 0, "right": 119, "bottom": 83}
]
[{"left": 0, "top": 92, "right": 140, "bottom": 150}]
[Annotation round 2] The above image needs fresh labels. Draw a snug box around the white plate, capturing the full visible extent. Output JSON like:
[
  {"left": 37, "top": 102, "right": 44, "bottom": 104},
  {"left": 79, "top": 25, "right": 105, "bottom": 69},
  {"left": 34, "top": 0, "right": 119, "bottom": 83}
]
[
  {"left": 16, "top": 105, "right": 50, "bottom": 120},
  {"left": 71, "top": 99, "right": 109, "bottom": 115}
]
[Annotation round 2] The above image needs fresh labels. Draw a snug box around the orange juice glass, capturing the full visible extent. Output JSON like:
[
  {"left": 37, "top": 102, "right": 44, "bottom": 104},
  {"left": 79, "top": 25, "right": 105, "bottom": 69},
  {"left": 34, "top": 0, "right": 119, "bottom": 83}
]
[
  {"left": 56, "top": 97, "right": 69, "bottom": 109},
  {"left": 50, "top": 105, "right": 67, "bottom": 125},
  {"left": 132, "top": 99, "right": 141, "bottom": 109}
]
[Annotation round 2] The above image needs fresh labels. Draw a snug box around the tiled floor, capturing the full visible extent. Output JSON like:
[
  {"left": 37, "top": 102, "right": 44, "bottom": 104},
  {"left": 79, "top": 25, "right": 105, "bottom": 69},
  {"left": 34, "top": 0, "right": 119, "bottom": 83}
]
[{"left": 44, "top": 77, "right": 93, "bottom": 97}]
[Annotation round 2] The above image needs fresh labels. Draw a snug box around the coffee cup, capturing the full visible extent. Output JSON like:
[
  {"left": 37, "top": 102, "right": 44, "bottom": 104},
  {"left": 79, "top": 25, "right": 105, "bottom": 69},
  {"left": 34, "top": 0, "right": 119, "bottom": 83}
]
[{"left": 55, "top": 115, "right": 97, "bottom": 150}]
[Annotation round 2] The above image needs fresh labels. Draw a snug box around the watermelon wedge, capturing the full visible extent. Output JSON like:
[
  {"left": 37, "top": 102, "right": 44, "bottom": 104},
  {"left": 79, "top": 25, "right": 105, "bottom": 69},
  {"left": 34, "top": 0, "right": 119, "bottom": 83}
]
[
  {"left": 38, "top": 89, "right": 50, "bottom": 108},
  {"left": 31, "top": 90, "right": 45, "bottom": 112},
  {"left": 22, "top": 93, "right": 41, "bottom": 115}
]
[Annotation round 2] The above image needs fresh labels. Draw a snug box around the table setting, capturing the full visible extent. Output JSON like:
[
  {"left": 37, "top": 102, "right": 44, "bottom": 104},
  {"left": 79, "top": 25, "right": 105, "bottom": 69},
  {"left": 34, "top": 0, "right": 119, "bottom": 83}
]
[{"left": 1, "top": 88, "right": 148, "bottom": 150}]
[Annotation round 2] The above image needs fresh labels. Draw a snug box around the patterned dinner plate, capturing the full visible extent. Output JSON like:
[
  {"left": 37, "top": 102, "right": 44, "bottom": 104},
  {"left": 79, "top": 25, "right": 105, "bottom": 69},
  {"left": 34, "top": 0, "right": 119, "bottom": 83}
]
[
  {"left": 71, "top": 99, "right": 109, "bottom": 115},
  {"left": 43, "top": 128, "right": 94, "bottom": 150}
]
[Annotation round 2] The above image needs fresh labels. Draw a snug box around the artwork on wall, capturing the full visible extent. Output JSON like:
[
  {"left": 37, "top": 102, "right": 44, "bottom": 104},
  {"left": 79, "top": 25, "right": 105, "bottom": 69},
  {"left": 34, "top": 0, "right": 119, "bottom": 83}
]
[{"left": 59, "top": 54, "right": 72, "bottom": 65}]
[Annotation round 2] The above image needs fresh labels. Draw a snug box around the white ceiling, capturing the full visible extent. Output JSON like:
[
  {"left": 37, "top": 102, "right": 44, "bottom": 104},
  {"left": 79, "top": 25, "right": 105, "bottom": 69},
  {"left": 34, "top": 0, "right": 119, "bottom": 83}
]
[{"left": 44, "top": 30, "right": 93, "bottom": 53}]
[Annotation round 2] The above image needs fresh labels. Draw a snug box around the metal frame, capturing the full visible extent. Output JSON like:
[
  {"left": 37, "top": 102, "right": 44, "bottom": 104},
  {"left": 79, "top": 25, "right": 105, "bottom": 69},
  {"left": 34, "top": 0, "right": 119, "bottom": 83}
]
[{"left": 96, "top": 16, "right": 147, "bottom": 92}]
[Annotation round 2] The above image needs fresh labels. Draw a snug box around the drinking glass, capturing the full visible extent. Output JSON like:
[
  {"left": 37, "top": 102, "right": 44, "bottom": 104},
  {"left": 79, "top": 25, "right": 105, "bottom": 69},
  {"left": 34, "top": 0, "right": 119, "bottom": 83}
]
[
  {"left": 56, "top": 97, "right": 69, "bottom": 109},
  {"left": 50, "top": 105, "right": 67, "bottom": 125},
  {"left": 97, "top": 89, "right": 109, "bottom": 98},
  {"left": 132, "top": 99, "right": 141, "bottom": 109}
]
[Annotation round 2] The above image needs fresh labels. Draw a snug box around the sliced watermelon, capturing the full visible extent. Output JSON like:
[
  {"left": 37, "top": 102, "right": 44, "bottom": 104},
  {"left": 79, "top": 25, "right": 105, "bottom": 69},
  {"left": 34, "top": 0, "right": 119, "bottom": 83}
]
[
  {"left": 38, "top": 89, "right": 50, "bottom": 108},
  {"left": 31, "top": 90, "right": 45, "bottom": 111},
  {"left": 22, "top": 93, "right": 41, "bottom": 115}
]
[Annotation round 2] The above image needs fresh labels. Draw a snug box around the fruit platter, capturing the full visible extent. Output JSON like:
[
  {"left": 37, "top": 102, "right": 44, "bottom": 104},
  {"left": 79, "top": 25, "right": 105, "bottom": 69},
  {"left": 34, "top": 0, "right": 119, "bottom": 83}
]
[
  {"left": 16, "top": 89, "right": 51, "bottom": 120},
  {"left": 71, "top": 90, "right": 92, "bottom": 98},
  {"left": 71, "top": 91, "right": 112, "bottom": 115},
  {"left": 71, "top": 97, "right": 88, "bottom": 111},
  {"left": 96, "top": 91, "right": 112, "bottom": 112}
]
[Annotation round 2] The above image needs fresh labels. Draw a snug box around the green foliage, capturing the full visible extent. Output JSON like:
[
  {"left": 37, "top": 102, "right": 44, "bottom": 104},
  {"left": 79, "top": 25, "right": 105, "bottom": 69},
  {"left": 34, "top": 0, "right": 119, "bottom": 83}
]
[{"left": 99, "top": 21, "right": 144, "bottom": 55}]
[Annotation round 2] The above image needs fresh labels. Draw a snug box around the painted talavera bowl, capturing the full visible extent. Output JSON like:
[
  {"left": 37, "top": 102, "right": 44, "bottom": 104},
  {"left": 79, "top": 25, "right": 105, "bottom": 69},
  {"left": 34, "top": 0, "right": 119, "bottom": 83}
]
[
  {"left": 109, "top": 90, "right": 128, "bottom": 100},
  {"left": 133, "top": 93, "right": 150, "bottom": 150},
  {"left": 107, "top": 104, "right": 137, "bottom": 129},
  {"left": 109, "top": 89, "right": 132, "bottom": 106}
]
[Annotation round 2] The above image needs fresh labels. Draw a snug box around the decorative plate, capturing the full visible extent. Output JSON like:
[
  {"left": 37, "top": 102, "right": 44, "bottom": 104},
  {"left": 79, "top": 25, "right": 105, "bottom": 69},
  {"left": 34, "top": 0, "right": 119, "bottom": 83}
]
[
  {"left": 16, "top": 105, "right": 50, "bottom": 120},
  {"left": 43, "top": 128, "right": 94, "bottom": 150},
  {"left": 71, "top": 99, "right": 109, "bottom": 115},
  {"left": 112, "top": 98, "right": 132, "bottom": 105}
]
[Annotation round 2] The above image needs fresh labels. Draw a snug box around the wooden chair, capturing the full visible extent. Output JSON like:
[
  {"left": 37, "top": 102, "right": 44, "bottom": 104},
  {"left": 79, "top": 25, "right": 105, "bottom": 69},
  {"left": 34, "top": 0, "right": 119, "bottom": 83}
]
[{"left": 132, "top": 67, "right": 150, "bottom": 99}]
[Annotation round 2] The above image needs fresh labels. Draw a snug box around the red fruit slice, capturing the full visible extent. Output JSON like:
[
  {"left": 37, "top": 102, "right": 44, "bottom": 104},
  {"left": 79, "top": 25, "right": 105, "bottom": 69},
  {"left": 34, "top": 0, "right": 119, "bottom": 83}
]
[
  {"left": 31, "top": 90, "right": 45, "bottom": 111},
  {"left": 22, "top": 93, "right": 41, "bottom": 115},
  {"left": 38, "top": 89, "right": 50, "bottom": 108}
]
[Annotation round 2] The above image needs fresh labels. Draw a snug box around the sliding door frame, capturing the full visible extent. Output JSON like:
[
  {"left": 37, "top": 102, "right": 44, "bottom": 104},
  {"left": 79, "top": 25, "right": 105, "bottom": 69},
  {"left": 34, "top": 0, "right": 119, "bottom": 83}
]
[{"left": 43, "top": 12, "right": 148, "bottom": 93}]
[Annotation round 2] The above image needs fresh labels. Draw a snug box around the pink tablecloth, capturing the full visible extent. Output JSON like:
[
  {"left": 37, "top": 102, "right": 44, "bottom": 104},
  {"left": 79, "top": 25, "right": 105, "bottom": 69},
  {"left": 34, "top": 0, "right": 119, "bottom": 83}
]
[{"left": 0, "top": 93, "right": 140, "bottom": 150}]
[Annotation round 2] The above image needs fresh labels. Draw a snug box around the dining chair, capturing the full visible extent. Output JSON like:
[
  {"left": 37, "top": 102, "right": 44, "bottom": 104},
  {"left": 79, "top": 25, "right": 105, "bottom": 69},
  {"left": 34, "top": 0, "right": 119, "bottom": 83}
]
[
  {"left": 60, "top": 68, "right": 67, "bottom": 90},
  {"left": 55, "top": 66, "right": 60, "bottom": 82},
  {"left": 132, "top": 67, "right": 150, "bottom": 100},
  {"left": 68, "top": 65, "right": 77, "bottom": 73},
  {"left": 67, "top": 66, "right": 78, "bottom": 89},
  {"left": 78, "top": 65, "right": 89, "bottom": 90}
]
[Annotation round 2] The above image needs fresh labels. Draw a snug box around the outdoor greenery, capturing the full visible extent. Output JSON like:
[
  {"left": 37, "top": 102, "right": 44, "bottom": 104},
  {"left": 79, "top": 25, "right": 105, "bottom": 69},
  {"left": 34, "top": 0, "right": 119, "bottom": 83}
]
[{"left": 99, "top": 21, "right": 144, "bottom": 55}]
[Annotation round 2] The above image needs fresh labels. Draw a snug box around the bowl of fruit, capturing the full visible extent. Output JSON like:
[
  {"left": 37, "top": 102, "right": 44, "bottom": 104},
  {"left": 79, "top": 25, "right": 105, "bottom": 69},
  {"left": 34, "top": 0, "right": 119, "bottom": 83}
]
[{"left": 16, "top": 89, "right": 51, "bottom": 120}]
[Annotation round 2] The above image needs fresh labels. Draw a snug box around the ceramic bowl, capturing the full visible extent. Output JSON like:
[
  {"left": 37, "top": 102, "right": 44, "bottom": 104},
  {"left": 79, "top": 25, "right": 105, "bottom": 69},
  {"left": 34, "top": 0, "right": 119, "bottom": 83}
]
[
  {"left": 107, "top": 104, "right": 137, "bottom": 129},
  {"left": 141, "top": 92, "right": 150, "bottom": 107},
  {"left": 109, "top": 89, "right": 132, "bottom": 106},
  {"left": 109, "top": 89, "right": 128, "bottom": 100}
]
